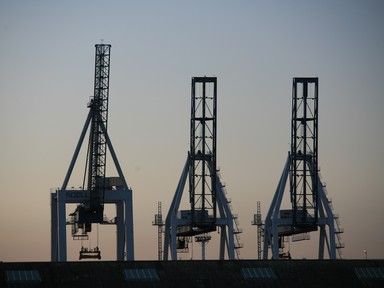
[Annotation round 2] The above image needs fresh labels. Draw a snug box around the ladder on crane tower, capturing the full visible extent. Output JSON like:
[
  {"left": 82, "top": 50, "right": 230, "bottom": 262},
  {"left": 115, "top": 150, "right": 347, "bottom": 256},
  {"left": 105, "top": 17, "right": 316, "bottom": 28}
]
[
  {"left": 153, "top": 201, "right": 164, "bottom": 261},
  {"left": 252, "top": 201, "right": 264, "bottom": 260}
]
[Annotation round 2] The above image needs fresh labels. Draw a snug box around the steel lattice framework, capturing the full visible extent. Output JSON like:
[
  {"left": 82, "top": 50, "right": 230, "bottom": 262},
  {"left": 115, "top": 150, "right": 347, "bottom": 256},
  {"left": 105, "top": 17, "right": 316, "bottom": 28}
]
[
  {"left": 87, "top": 44, "right": 111, "bottom": 216},
  {"left": 88, "top": 44, "right": 111, "bottom": 216},
  {"left": 189, "top": 77, "right": 217, "bottom": 231},
  {"left": 290, "top": 78, "right": 318, "bottom": 230}
]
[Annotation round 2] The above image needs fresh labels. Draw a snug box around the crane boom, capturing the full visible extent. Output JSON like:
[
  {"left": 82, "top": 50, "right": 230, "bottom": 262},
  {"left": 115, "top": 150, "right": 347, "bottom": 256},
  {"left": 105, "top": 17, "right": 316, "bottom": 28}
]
[
  {"left": 87, "top": 44, "right": 111, "bottom": 216},
  {"left": 76, "top": 44, "right": 111, "bottom": 226}
]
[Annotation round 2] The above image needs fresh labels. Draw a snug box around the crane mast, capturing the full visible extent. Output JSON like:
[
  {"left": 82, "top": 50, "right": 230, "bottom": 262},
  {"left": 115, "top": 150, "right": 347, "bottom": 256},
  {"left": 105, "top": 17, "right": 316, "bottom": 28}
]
[
  {"left": 87, "top": 44, "right": 111, "bottom": 217},
  {"left": 189, "top": 77, "right": 217, "bottom": 232},
  {"left": 290, "top": 78, "right": 318, "bottom": 231},
  {"left": 77, "top": 44, "right": 111, "bottom": 227}
]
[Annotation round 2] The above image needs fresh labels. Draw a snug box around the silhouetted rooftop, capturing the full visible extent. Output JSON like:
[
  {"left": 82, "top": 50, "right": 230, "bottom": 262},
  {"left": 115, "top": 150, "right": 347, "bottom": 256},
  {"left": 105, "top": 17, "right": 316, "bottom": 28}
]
[{"left": 1, "top": 259, "right": 383, "bottom": 288}]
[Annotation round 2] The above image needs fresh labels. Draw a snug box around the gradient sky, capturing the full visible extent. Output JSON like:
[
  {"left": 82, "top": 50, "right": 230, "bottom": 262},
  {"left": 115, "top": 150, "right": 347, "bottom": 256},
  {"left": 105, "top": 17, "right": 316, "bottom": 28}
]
[{"left": 1, "top": 0, "right": 383, "bottom": 262}]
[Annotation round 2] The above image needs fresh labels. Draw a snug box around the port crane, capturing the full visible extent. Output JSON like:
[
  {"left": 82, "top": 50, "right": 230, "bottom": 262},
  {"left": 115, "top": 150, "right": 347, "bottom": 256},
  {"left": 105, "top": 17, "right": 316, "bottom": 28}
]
[
  {"left": 163, "top": 77, "right": 243, "bottom": 260},
  {"left": 262, "top": 78, "right": 344, "bottom": 259},
  {"left": 51, "top": 44, "right": 134, "bottom": 261}
]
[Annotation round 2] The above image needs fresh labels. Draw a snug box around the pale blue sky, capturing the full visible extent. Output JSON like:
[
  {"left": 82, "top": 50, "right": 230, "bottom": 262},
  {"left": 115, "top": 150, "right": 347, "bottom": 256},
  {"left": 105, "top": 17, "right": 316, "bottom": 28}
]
[{"left": 0, "top": 0, "right": 383, "bottom": 261}]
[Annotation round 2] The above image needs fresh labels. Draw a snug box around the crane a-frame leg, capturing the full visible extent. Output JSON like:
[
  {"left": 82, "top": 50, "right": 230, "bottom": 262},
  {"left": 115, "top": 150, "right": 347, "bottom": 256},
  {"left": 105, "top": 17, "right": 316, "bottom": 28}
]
[
  {"left": 262, "top": 154, "right": 338, "bottom": 259},
  {"left": 163, "top": 156, "right": 236, "bottom": 260},
  {"left": 51, "top": 113, "right": 134, "bottom": 262}
]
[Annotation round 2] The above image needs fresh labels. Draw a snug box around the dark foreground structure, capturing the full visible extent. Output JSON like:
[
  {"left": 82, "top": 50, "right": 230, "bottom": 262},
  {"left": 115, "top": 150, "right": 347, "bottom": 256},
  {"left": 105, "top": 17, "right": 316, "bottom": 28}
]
[{"left": 1, "top": 260, "right": 383, "bottom": 288}]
